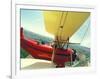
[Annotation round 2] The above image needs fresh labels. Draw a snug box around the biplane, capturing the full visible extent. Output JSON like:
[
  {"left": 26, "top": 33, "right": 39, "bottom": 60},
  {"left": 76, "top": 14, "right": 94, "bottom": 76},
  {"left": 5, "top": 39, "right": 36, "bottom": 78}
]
[{"left": 20, "top": 10, "right": 90, "bottom": 68}]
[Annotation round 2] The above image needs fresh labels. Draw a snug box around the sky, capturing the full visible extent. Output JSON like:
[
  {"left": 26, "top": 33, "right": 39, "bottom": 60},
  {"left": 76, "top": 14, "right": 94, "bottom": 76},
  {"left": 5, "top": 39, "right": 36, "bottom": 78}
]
[
  {"left": 21, "top": 9, "right": 54, "bottom": 38},
  {"left": 21, "top": 9, "right": 90, "bottom": 48}
]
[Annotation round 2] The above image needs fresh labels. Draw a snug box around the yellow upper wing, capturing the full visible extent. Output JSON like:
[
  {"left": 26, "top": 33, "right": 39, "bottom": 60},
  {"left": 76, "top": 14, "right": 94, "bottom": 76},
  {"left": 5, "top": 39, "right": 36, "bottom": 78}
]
[{"left": 43, "top": 11, "right": 90, "bottom": 40}]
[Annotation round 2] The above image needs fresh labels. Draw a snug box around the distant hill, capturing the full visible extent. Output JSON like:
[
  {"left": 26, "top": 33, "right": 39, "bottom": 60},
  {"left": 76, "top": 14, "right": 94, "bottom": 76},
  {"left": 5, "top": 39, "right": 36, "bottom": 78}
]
[{"left": 23, "top": 29, "right": 54, "bottom": 44}]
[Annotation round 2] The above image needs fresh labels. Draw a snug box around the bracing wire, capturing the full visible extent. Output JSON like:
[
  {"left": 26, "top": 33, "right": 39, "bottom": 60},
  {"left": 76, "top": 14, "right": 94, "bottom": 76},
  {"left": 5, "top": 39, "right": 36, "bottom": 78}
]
[
  {"left": 56, "top": 12, "right": 64, "bottom": 39},
  {"left": 60, "top": 12, "right": 68, "bottom": 41},
  {"left": 80, "top": 20, "right": 90, "bottom": 44},
  {"left": 55, "top": 11, "right": 64, "bottom": 48},
  {"left": 60, "top": 12, "right": 69, "bottom": 48},
  {"left": 55, "top": 11, "right": 69, "bottom": 48}
]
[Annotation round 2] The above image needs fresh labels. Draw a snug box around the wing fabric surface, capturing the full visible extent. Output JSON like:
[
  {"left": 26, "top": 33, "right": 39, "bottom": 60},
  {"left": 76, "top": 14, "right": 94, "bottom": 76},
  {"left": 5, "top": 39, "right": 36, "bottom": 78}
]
[{"left": 44, "top": 11, "right": 90, "bottom": 40}]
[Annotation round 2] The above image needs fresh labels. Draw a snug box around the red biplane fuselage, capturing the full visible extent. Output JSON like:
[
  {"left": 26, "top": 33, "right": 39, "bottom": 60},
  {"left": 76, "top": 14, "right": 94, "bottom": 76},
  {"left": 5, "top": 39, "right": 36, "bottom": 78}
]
[{"left": 20, "top": 28, "right": 75, "bottom": 67}]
